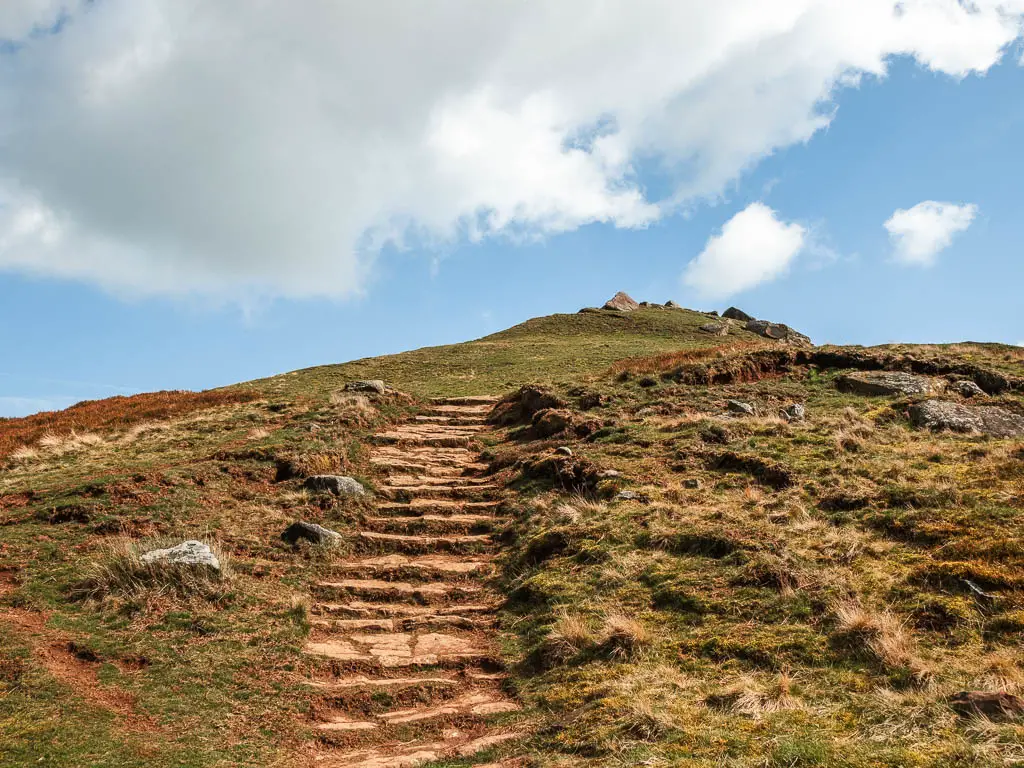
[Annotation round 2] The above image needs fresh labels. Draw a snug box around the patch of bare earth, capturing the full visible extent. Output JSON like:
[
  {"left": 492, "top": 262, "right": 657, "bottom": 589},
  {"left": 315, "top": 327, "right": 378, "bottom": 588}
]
[{"left": 0, "top": 570, "right": 158, "bottom": 732}]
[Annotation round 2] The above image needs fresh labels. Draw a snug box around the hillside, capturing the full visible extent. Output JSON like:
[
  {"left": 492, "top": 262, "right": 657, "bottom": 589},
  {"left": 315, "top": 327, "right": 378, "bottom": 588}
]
[{"left": 1, "top": 298, "right": 1024, "bottom": 768}]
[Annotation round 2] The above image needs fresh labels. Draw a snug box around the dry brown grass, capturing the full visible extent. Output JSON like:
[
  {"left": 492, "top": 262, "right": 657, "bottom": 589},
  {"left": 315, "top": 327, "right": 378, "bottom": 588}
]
[
  {"left": 600, "top": 612, "right": 651, "bottom": 660},
  {"left": 834, "top": 601, "right": 932, "bottom": 683},
  {"left": 76, "top": 536, "right": 232, "bottom": 604},
  {"left": 329, "top": 392, "right": 376, "bottom": 425},
  {"left": 706, "top": 672, "right": 801, "bottom": 716},
  {"left": 542, "top": 611, "right": 599, "bottom": 664},
  {"left": 608, "top": 340, "right": 764, "bottom": 377},
  {"left": 0, "top": 389, "right": 258, "bottom": 461}
]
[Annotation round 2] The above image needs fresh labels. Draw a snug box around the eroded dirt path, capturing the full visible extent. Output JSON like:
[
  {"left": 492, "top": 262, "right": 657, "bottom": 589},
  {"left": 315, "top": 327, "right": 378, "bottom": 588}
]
[{"left": 303, "top": 397, "right": 523, "bottom": 768}]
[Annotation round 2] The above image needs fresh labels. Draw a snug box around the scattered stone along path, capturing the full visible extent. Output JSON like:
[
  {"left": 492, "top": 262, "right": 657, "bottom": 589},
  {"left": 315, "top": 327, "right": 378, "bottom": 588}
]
[{"left": 303, "top": 396, "right": 523, "bottom": 768}]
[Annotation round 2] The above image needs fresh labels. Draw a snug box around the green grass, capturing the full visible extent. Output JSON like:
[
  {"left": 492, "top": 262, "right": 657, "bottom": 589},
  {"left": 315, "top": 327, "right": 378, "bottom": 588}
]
[{"left": 244, "top": 307, "right": 764, "bottom": 400}]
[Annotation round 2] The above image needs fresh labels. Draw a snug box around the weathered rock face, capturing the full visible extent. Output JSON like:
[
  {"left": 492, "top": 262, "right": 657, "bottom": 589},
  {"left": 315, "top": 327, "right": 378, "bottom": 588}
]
[
  {"left": 722, "top": 307, "right": 755, "bottom": 322},
  {"left": 141, "top": 540, "right": 220, "bottom": 570},
  {"left": 602, "top": 292, "right": 641, "bottom": 312},
  {"left": 952, "top": 379, "right": 986, "bottom": 398},
  {"left": 700, "top": 322, "right": 729, "bottom": 336},
  {"left": 304, "top": 475, "right": 366, "bottom": 495},
  {"left": 345, "top": 380, "right": 386, "bottom": 394},
  {"left": 532, "top": 408, "right": 573, "bottom": 438},
  {"left": 837, "top": 372, "right": 934, "bottom": 397},
  {"left": 727, "top": 400, "right": 756, "bottom": 416},
  {"left": 744, "top": 320, "right": 812, "bottom": 346},
  {"left": 281, "top": 521, "right": 341, "bottom": 546},
  {"left": 665, "top": 300, "right": 680, "bottom": 308},
  {"left": 910, "top": 400, "right": 1024, "bottom": 437},
  {"left": 949, "top": 691, "right": 1024, "bottom": 721}
]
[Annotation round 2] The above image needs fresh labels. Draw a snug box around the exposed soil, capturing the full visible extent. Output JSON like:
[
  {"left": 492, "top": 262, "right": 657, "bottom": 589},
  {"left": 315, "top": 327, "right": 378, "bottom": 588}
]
[{"left": 0, "top": 570, "right": 158, "bottom": 732}]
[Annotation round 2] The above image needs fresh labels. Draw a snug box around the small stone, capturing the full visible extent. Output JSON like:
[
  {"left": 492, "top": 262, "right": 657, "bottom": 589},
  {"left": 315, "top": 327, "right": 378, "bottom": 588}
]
[
  {"left": 949, "top": 691, "right": 1024, "bottom": 721},
  {"left": 602, "top": 292, "right": 641, "bottom": 312},
  {"left": 722, "top": 307, "right": 755, "bottom": 322},
  {"left": 782, "top": 403, "right": 806, "bottom": 422},
  {"left": 554, "top": 446, "right": 573, "bottom": 457},
  {"left": 140, "top": 540, "right": 220, "bottom": 570},
  {"left": 727, "top": 400, "right": 756, "bottom": 416},
  {"left": 683, "top": 478, "right": 702, "bottom": 489},
  {"left": 598, "top": 469, "right": 622, "bottom": 479},
  {"left": 699, "top": 322, "right": 729, "bottom": 336},
  {"left": 614, "top": 490, "right": 649, "bottom": 503},
  {"left": 304, "top": 475, "right": 366, "bottom": 496},
  {"left": 281, "top": 521, "right": 341, "bottom": 546},
  {"left": 345, "top": 380, "right": 386, "bottom": 394},
  {"left": 837, "top": 372, "right": 934, "bottom": 397},
  {"left": 953, "top": 380, "right": 986, "bottom": 398}
]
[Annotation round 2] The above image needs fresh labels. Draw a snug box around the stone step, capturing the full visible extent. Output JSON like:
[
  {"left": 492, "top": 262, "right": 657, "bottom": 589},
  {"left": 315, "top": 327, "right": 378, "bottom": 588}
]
[
  {"left": 316, "top": 690, "right": 518, "bottom": 735},
  {"left": 375, "top": 500, "right": 502, "bottom": 517},
  {"left": 305, "top": 631, "right": 500, "bottom": 670},
  {"left": 370, "top": 459, "right": 490, "bottom": 477},
  {"left": 384, "top": 475, "right": 494, "bottom": 488},
  {"left": 372, "top": 434, "right": 474, "bottom": 449},
  {"left": 313, "top": 600, "right": 496, "bottom": 621},
  {"left": 372, "top": 447, "right": 477, "bottom": 465},
  {"left": 356, "top": 531, "right": 494, "bottom": 555},
  {"left": 414, "top": 415, "right": 487, "bottom": 426},
  {"left": 306, "top": 674, "right": 468, "bottom": 710},
  {"left": 313, "top": 613, "right": 494, "bottom": 633},
  {"left": 331, "top": 554, "right": 494, "bottom": 582},
  {"left": 363, "top": 515, "right": 497, "bottom": 536},
  {"left": 313, "top": 578, "right": 485, "bottom": 605},
  {"left": 324, "top": 731, "right": 522, "bottom": 768},
  {"left": 378, "top": 484, "right": 499, "bottom": 501},
  {"left": 430, "top": 396, "right": 500, "bottom": 406}
]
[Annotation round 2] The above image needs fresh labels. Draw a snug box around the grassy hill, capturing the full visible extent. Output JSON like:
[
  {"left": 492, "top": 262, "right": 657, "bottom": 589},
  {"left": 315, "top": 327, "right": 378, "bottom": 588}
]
[
  {"left": 1, "top": 302, "right": 1023, "bottom": 767},
  {"left": 247, "top": 306, "right": 767, "bottom": 400}
]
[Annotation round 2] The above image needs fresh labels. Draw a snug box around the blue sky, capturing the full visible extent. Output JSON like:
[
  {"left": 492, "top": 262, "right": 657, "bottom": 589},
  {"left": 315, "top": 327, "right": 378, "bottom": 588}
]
[{"left": 1, "top": 2, "right": 1023, "bottom": 417}]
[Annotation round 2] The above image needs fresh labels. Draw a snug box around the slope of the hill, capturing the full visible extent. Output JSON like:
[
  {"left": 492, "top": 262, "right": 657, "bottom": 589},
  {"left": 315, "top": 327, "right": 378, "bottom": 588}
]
[
  {"left": 247, "top": 306, "right": 767, "bottom": 400},
  {"left": 1, "top": 300, "right": 1023, "bottom": 768}
]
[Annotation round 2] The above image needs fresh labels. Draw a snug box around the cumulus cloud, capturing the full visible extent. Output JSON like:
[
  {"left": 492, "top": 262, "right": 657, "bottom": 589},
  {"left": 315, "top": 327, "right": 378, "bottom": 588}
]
[
  {"left": 0, "top": 1, "right": 1022, "bottom": 299},
  {"left": 682, "top": 203, "right": 806, "bottom": 299},
  {"left": 885, "top": 201, "right": 979, "bottom": 266}
]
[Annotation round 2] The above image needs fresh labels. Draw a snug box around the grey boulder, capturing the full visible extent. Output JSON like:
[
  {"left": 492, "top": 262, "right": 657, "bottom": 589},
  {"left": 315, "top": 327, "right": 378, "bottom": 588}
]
[
  {"left": 837, "top": 372, "right": 934, "bottom": 397},
  {"left": 345, "top": 380, "right": 386, "bottom": 394},
  {"left": 952, "top": 380, "right": 986, "bottom": 398},
  {"left": 304, "top": 475, "right": 366, "bottom": 496},
  {"left": 722, "top": 307, "right": 755, "bottom": 322},
  {"left": 699, "top": 322, "right": 729, "bottom": 336},
  {"left": 140, "top": 540, "right": 220, "bottom": 571},
  {"left": 744, "top": 320, "right": 812, "bottom": 346},
  {"left": 281, "top": 521, "right": 341, "bottom": 546},
  {"left": 910, "top": 400, "right": 1024, "bottom": 437},
  {"left": 727, "top": 400, "right": 756, "bottom": 416}
]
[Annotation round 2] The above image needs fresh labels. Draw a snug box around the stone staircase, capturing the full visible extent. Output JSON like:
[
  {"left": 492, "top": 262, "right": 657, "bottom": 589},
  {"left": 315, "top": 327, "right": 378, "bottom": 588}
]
[{"left": 302, "top": 396, "right": 523, "bottom": 768}]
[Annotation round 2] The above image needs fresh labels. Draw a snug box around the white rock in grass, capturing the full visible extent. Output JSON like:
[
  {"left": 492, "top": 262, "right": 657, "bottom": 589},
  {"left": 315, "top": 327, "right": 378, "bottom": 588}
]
[{"left": 140, "top": 540, "right": 220, "bottom": 570}]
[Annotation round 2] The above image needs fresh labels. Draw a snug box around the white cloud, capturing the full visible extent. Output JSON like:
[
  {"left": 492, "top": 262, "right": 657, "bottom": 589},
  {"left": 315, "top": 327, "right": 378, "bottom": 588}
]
[
  {"left": 0, "top": 1, "right": 1021, "bottom": 299},
  {"left": 884, "top": 200, "right": 979, "bottom": 266},
  {"left": 682, "top": 203, "right": 806, "bottom": 299}
]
